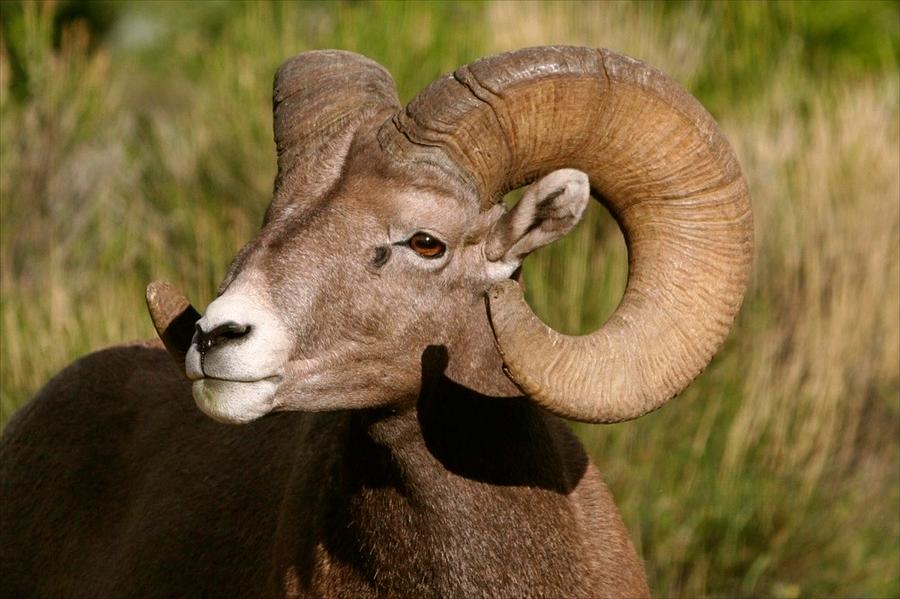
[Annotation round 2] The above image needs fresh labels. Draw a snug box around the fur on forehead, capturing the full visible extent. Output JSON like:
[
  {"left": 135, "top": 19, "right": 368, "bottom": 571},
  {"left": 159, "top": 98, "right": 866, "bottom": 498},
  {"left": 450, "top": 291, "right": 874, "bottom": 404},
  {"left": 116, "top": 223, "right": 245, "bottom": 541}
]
[
  {"left": 267, "top": 114, "right": 492, "bottom": 240},
  {"left": 327, "top": 170, "right": 481, "bottom": 244},
  {"left": 341, "top": 135, "right": 485, "bottom": 220}
]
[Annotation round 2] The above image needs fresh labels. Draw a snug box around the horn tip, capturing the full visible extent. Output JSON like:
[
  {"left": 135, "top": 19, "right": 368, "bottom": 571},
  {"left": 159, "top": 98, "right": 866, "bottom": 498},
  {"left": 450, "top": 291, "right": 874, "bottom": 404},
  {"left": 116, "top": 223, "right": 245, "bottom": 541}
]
[
  {"left": 145, "top": 280, "right": 194, "bottom": 332},
  {"left": 145, "top": 280, "right": 200, "bottom": 368}
]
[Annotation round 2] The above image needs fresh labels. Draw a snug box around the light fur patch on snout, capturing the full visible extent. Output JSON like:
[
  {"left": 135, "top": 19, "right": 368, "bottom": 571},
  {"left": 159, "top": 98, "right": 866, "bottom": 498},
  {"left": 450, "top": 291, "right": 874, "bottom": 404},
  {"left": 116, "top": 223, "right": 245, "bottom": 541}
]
[
  {"left": 193, "top": 378, "right": 280, "bottom": 424},
  {"left": 185, "top": 273, "right": 292, "bottom": 422}
]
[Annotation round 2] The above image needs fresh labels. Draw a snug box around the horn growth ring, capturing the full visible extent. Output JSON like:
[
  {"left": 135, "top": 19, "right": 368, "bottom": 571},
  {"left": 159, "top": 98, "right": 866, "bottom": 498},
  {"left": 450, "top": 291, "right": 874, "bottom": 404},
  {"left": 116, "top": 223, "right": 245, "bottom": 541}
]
[{"left": 382, "top": 46, "right": 753, "bottom": 423}]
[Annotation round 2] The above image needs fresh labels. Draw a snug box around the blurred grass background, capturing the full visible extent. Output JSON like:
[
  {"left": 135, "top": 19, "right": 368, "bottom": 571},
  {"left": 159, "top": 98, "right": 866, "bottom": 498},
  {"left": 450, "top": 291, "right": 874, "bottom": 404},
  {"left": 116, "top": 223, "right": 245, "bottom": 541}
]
[{"left": 1, "top": 1, "right": 898, "bottom": 597}]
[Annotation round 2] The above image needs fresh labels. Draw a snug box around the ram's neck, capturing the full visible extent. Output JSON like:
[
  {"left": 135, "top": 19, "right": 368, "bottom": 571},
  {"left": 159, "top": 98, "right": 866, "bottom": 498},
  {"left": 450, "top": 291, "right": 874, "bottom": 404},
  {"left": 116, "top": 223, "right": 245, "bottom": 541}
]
[
  {"left": 272, "top": 375, "right": 599, "bottom": 597},
  {"left": 441, "top": 296, "right": 523, "bottom": 399}
]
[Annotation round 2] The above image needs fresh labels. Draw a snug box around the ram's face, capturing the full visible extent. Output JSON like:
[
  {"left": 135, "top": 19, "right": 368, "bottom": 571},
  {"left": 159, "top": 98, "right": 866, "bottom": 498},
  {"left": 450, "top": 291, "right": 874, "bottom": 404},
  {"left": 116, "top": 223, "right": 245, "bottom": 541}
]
[
  {"left": 149, "top": 47, "right": 752, "bottom": 428},
  {"left": 184, "top": 154, "right": 594, "bottom": 424},
  {"left": 185, "top": 169, "right": 497, "bottom": 423}
]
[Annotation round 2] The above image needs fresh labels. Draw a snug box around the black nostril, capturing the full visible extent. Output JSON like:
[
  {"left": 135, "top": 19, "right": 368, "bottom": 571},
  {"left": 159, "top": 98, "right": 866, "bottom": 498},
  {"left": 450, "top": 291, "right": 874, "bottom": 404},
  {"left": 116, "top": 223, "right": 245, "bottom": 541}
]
[{"left": 195, "top": 321, "right": 251, "bottom": 353}]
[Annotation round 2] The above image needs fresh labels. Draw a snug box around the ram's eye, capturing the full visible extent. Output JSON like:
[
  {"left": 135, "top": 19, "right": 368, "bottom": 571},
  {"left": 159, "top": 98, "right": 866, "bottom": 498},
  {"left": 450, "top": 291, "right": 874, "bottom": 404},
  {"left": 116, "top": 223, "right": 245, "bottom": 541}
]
[{"left": 408, "top": 232, "right": 446, "bottom": 259}]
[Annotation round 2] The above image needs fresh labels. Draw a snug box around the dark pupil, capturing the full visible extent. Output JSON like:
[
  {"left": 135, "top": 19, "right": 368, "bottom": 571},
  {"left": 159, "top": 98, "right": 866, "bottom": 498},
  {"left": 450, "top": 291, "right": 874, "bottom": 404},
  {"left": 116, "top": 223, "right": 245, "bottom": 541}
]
[
  {"left": 411, "top": 233, "right": 444, "bottom": 257},
  {"left": 416, "top": 234, "right": 437, "bottom": 248}
]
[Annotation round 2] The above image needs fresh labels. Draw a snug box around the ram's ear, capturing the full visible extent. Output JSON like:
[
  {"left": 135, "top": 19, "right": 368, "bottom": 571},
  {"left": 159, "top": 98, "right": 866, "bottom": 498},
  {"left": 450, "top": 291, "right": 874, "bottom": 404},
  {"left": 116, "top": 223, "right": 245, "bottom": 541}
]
[{"left": 484, "top": 169, "right": 589, "bottom": 275}]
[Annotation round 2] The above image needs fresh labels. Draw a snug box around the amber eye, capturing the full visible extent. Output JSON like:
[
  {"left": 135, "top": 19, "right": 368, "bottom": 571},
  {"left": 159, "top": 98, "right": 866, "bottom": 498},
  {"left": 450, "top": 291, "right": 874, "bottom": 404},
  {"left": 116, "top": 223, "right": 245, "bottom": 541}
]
[{"left": 408, "top": 232, "right": 446, "bottom": 259}]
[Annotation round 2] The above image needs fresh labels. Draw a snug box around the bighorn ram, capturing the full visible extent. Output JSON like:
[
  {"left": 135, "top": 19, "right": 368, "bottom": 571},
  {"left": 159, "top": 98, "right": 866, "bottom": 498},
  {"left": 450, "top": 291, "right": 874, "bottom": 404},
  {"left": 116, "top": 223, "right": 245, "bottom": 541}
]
[{"left": 0, "top": 46, "right": 752, "bottom": 598}]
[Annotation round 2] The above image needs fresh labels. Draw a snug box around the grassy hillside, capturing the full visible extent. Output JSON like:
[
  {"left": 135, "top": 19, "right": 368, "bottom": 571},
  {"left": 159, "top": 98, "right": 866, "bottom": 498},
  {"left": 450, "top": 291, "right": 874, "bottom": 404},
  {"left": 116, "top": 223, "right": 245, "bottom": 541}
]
[{"left": 2, "top": 1, "right": 897, "bottom": 597}]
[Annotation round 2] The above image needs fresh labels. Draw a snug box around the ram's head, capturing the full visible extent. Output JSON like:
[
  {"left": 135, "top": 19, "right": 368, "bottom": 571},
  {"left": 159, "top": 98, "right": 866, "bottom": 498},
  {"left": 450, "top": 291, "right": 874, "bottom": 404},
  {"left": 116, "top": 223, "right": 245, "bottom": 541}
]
[{"left": 147, "top": 47, "right": 752, "bottom": 425}]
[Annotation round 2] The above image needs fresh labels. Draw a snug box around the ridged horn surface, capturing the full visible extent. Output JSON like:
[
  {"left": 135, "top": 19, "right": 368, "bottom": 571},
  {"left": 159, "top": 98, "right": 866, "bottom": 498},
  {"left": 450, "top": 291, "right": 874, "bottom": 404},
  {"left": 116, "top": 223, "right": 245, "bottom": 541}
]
[
  {"left": 273, "top": 50, "right": 400, "bottom": 204},
  {"left": 146, "top": 280, "right": 200, "bottom": 369},
  {"left": 379, "top": 46, "right": 752, "bottom": 423}
]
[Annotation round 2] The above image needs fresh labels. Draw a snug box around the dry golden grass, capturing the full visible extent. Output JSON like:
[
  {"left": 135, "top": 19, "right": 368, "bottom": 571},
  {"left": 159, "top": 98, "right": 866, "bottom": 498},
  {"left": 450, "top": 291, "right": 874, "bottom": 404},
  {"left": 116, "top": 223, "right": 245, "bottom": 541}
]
[
  {"left": 487, "top": 0, "right": 712, "bottom": 86},
  {"left": 725, "top": 78, "right": 900, "bottom": 486}
]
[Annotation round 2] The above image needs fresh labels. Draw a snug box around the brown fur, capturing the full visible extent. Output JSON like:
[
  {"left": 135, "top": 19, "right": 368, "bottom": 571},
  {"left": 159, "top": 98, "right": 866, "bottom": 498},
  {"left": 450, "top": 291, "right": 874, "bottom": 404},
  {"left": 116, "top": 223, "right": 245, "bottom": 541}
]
[{"left": 0, "top": 342, "right": 648, "bottom": 598}]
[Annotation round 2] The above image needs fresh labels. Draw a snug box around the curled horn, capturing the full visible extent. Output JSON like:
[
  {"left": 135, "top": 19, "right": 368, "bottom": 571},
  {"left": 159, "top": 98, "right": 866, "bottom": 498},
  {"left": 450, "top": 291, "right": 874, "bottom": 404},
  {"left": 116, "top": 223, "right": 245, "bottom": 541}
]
[
  {"left": 379, "top": 46, "right": 753, "bottom": 423},
  {"left": 272, "top": 50, "right": 400, "bottom": 206}
]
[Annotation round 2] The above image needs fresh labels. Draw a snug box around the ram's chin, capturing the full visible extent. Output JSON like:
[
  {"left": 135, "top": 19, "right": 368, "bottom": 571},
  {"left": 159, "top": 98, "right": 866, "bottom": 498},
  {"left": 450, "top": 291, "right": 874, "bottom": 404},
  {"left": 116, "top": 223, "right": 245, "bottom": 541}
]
[{"left": 192, "top": 378, "right": 280, "bottom": 424}]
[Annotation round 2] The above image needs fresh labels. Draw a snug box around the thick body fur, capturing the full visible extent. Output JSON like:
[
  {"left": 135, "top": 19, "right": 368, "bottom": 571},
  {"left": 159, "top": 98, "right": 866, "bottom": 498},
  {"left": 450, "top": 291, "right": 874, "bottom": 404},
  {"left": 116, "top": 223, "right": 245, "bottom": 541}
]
[{"left": 0, "top": 343, "right": 648, "bottom": 598}]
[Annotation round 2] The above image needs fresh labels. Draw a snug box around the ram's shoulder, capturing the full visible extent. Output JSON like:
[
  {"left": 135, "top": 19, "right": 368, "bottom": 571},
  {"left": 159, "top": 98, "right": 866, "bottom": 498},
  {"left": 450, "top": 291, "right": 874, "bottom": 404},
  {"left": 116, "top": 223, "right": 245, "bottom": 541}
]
[
  {"left": 2, "top": 340, "right": 192, "bottom": 443},
  {"left": 45, "top": 339, "right": 184, "bottom": 397}
]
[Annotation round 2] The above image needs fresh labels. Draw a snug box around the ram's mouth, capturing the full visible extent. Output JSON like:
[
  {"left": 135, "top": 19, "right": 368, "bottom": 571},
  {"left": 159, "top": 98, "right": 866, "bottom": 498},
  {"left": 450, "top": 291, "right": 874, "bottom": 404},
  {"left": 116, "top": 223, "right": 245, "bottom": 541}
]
[
  {"left": 191, "top": 376, "right": 284, "bottom": 424},
  {"left": 188, "top": 373, "right": 284, "bottom": 384}
]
